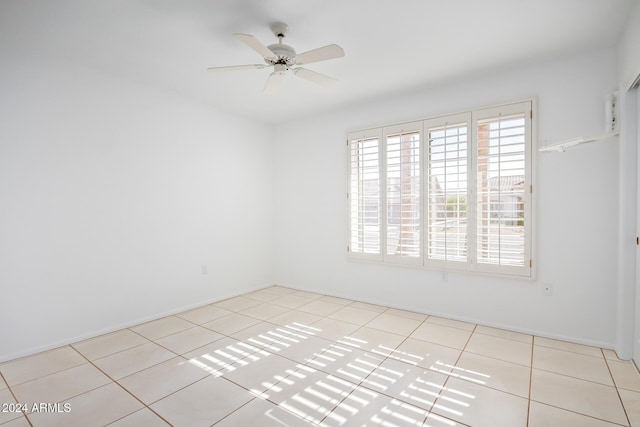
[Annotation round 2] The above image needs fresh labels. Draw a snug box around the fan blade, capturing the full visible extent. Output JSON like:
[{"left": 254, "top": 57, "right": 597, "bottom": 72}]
[
  {"left": 234, "top": 33, "right": 277, "bottom": 60},
  {"left": 293, "top": 67, "right": 338, "bottom": 86},
  {"left": 295, "top": 44, "right": 345, "bottom": 65},
  {"left": 264, "top": 71, "right": 284, "bottom": 94},
  {"left": 208, "top": 64, "right": 267, "bottom": 72}
]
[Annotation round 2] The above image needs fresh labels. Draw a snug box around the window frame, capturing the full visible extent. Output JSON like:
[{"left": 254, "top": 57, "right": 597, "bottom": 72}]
[{"left": 346, "top": 99, "right": 536, "bottom": 279}]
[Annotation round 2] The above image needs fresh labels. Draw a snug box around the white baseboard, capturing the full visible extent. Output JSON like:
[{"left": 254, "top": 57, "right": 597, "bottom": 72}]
[
  {"left": 0, "top": 283, "right": 274, "bottom": 363},
  {"left": 274, "top": 282, "right": 616, "bottom": 352}
]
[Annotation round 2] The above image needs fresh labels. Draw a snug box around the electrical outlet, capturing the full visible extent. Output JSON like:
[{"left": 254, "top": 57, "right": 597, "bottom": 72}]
[{"left": 543, "top": 283, "right": 553, "bottom": 296}]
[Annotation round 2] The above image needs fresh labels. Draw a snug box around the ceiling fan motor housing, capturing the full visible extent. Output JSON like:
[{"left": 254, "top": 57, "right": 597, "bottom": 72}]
[{"left": 266, "top": 43, "right": 296, "bottom": 67}]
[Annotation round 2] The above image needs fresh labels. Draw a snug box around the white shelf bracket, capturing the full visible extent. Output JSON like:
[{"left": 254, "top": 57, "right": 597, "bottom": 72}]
[{"left": 539, "top": 91, "right": 619, "bottom": 153}]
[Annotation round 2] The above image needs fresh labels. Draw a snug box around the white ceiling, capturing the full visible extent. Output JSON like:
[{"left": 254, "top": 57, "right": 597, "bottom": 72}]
[{"left": 0, "top": 0, "right": 633, "bottom": 124}]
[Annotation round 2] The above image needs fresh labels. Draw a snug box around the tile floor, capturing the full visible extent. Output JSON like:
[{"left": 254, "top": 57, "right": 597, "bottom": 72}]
[{"left": 1, "top": 285, "right": 640, "bottom": 427}]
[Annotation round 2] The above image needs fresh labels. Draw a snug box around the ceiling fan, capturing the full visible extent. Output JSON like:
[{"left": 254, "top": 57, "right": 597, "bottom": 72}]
[{"left": 208, "top": 22, "right": 345, "bottom": 94}]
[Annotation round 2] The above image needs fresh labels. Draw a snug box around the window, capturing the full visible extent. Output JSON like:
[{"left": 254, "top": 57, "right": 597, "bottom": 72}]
[{"left": 347, "top": 100, "right": 534, "bottom": 277}]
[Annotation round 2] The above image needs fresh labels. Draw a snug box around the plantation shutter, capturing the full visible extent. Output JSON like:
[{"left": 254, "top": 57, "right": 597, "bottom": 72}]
[
  {"left": 348, "top": 130, "right": 382, "bottom": 260},
  {"left": 424, "top": 113, "right": 472, "bottom": 269},
  {"left": 347, "top": 99, "right": 534, "bottom": 278},
  {"left": 474, "top": 102, "right": 532, "bottom": 275},
  {"left": 384, "top": 123, "right": 422, "bottom": 264}
]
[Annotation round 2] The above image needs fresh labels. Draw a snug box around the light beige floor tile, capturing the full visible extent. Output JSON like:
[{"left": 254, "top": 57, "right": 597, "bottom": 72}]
[
  {"left": 603, "top": 349, "right": 623, "bottom": 360},
  {"left": 349, "top": 301, "right": 388, "bottom": 313},
  {"left": 130, "top": 316, "right": 194, "bottom": 341},
  {"left": 0, "top": 416, "right": 31, "bottom": 427},
  {"left": 607, "top": 359, "right": 640, "bottom": 392},
  {"left": 117, "top": 356, "right": 209, "bottom": 405},
  {"left": 267, "top": 310, "right": 324, "bottom": 329},
  {"left": 318, "top": 295, "right": 353, "bottom": 306},
  {"left": 533, "top": 345, "right": 613, "bottom": 386},
  {"left": 291, "top": 290, "right": 323, "bottom": 300},
  {"left": 366, "top": 313, "right": 422, "bottom": 336},
  {"left": 297, "top": 300, "right": 344, "bottom": 317},
  {"left": 265, "top": 322, "right": 326, "bottom": 353},
  {"left": 7, "top": 286, "right": 639, "bottom": 427},
  {"left": 0, "top": 346, "right": 86, "bottom": 386},
  {"left": 155, "top": 325, "right": 224, "bottom": 355},
  {"left": 230, "top": 322, "right": 285, "bottom": 353},
  {"left": 244, "top": 289, "right": 283, "bottom": 302},
  {"left": 107, "top": 408, "right": 171, "bottom": 426},
  {"left": 310, "top": 318, "right": 361, "bottom": 341},
  {"left": 619, "top": 388, "right": 640, "bottom": 427},
  {"left": 474, "top": 325, "right": 532, "bottom": 344},
  {"left": 308, "top": 345, "right": 385, "bottom": 384},
  {"left": 0, "top": 388, "right": 21, "bottom": 424},
  {"left": 267, "top": 286, "right": 298, "bottom": 296},
  {"left": 150, "top": 376, "right": 253, "bottom": 427},
  {"left": 530, "top": 369, "right": 628, "bottom": 425},
  {"left": 184, "top": 337, "right": 260, "bottom": 376},
  {"left": 528, "top": 401, "right": 623, "bottom": 427},
  {"left": 175, "top": 305, "right": 233, "bottom": 324},
  {"left": 465, "top": 333, "right": 532, "bottom": 366},
  {"left": 223, "top": 354, "right": 298, "bottom": 396},
  {"left": 28, "top": 382, "right": 143, "bottom": 427},
  {"left": 321, "top": 386, "right": 430, "bottom": 427},
  {"left": 453, "top": 352, "right": 531, "bottom": 397},
  {"left": 267, "top": 366, "right": 356, "bottom": 424},
  {"left": 391, "top": 338, "right": 461, "bottom": 374},
  {"left": 425, "top": 316, "right": 476, "bottom": 332},
  {"left": 384, "top": 308, "right": 428, "bottom": 321},
  {"left": 424, "top": 412, "right": 471, "bottom": 426},
  {"left": 12, "top": 363, "right": 111, "bottom": 406},
  {"left": 361, "top": 357, "right": 448, "bottom": 411},
  {"left": 410, "top": 323, "right": 472, "bottom": 350},
  {"left": 72, "top": 329, "right": 149, "bottom": 361},
  {"left": 274, "top": 319, "right": 324, "bottom": 339},
  {"left": 534, "top": 336, "right": 603, "bottom": 357},
  {"left": 202, "top": 313, "right": 261, "bottom": 335},
  {"left": 328, "top": 306, "right": 382, "bottom": 326},
  {"left": 270, "top": 294, "right": 316, "bottom": 309},
  {"left": 431, "top": 377, "right": 529, "bottom": 427},
  {"left": 214, "top": 397, "right": 313, "bottom": 426},
  {"left": 93, "top": 342, "right": 175, "bottom": 380},
  {"left": 213, "top": 295, "right": 261, "bottom": 312},
  {"left": 342, "top": 326, "right": 405, "bottom": 356},
  {"left": 275, "top": 335, "right": 333, "bottom": 365},
  {"left": 240, "top": 303, "right": 291, "bottom": 321}
]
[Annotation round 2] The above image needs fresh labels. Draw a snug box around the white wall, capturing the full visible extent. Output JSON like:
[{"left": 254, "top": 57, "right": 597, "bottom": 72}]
[
  {"left": 0, "top": 54, "right": 275, "bottom": 361},
  {"left": 274, "top": 48, "right": 620, "bottom": 348}
]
